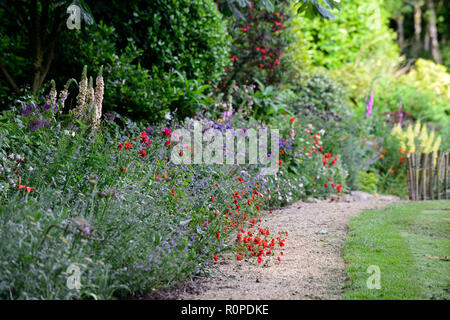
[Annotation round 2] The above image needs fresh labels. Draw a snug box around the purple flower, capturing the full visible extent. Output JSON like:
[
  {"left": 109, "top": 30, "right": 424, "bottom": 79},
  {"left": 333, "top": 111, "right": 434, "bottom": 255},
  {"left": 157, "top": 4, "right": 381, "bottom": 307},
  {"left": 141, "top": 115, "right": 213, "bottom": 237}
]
[
  {"left": 365, "top": 86, "right": 374, "bottom": 118},
  {"left": 20, "top": 104, "right": 33, "bottom": 116},
  {"left": 29, "top": 118, "right": 49, "bottom": 131}
]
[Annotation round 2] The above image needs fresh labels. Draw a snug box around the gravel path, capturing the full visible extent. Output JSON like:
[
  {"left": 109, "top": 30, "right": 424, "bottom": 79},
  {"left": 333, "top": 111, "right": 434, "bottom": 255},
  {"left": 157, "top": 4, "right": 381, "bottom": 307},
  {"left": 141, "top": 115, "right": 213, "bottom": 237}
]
[{"left": 173, "top": 198, "right": 398, "bottom": 300}]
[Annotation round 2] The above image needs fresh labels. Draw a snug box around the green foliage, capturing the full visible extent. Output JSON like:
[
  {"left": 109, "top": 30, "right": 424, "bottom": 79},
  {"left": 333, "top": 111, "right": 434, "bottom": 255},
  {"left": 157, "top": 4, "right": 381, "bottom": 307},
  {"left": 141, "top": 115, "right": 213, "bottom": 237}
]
[
  {"left": 54, "top": 23, "right": 212, "bottom": 121},
  {"left": 288, "top": 0, "right": 401, "bottom": 70},
  {"left": 291, "top": 72, "right": 346, "bottom": 112},
  {"left": 295, "top": 0, "right": 341, "bottom": 21},
  {"left": 91, "top": 0, "right": 231, "bottom": 84},
  {"left": 442, "top": 44, "right": 450, "bottom": 71},
  {"left": 355, "top": 171, "right": 380, "bottom": 194},
  {"left": 399, "top": 59, "right": 450, "bottom": 101},
  {"left": 221, "top": 1, "right": 292, "bottom": 86}
]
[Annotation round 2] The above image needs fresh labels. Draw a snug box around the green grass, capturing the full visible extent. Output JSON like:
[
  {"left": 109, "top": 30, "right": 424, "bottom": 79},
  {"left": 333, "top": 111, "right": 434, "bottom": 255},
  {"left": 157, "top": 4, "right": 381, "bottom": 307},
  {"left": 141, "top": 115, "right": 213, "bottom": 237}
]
[{"left": 343, "top": 200, "right": 450, "bottom": 300}]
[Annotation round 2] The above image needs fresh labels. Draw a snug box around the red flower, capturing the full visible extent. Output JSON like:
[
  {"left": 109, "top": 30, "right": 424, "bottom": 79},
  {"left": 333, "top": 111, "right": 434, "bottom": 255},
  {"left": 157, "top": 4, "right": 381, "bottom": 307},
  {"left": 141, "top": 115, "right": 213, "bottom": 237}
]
[
  {"left": 118, "top": 144, "right": 124, "bottom": 150},
  {"left": 214, "top": 254, "right": 219, "bottom": 262},
  {"left": 238, "top": 176, "right": 244, "bottom": 182},
  {"left": 162, "top": 128, "right": 172, "bottom": 136},
  {"left": 120, "top": 167, "right": 127, "bottom": 172},
  {"left": 231, "top": 56, "right": 238, "bottom": 62},
  {"left": 139, "top": 149, "right": 146, "bottom": 157},
  {"left": 125, "top": 142, "right": 132, "bottom": 149},
  {"left": 165, "top": 140, "right": 171, "bottom": 147},
  {"left": 17, "top": 185, "right": 35, "bottom": 193},
  {"left": 237, "top": 255, "right": 243, "bottom": 261},
  {"left": 289, "top": 117, "right": 295, "bottom": 122},
  {"left": 211, "top": 196, "right": 214, "bottom": 202},
  {"left": 216, "top": 232, "right": 221, "bottom": 239}
]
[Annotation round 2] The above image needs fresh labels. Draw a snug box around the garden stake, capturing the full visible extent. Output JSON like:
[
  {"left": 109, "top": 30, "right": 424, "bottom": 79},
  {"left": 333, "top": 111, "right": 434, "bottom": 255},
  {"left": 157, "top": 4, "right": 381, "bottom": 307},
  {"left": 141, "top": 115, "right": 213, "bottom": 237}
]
[
  {"left": 429, "top": 152, "right": 435, "bottom": 200},
  {"left": 407, "top": 154, "right": 413, "bottom": 200},
  {"left": 436, "top": 150, "right": 441, "bottom": 200},
  {"left": 422, "top": 153, "right": 427, "bottom": 200},
  {"left": 415, "top": 152, "right": 420, "bottom": 201},
  {"left": 445, "top": 153, "right": 448, "bottom": 200}
]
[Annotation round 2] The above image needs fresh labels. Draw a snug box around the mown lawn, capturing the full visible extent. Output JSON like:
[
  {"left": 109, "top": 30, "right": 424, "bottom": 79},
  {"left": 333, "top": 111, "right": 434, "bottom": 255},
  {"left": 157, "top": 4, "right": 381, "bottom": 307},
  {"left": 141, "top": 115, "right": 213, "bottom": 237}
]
[{"left": 343, "top": 200, "right": 450, "bottom": 300}]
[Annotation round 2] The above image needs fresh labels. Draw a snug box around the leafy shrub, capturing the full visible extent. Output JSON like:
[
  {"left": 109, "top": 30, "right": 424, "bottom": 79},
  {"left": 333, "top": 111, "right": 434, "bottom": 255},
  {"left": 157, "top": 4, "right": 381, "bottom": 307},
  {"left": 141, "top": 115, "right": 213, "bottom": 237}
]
[
  {"left": 355, "top": 171, "right": 380, "bottom": 194},
  {"left": 400, "top": 59, "right": 450, "bottom": 101},
  {"left": 54, "top": 23, "right": 212, "bottom": 122},
  {"left": 91, "top": 0, "right": 231, "bottom": 83},
  {"left": 288, "top": 0, "right": 401, "bottom": 70},
  {"left": 221, "top": 0, "right": 291, "bottom": 86},
  {"left": 374, "top": 78, "right": 449, "bottom": 125},
  {"left": 291, "top": 72, "right": 347, "bottom": 112}
]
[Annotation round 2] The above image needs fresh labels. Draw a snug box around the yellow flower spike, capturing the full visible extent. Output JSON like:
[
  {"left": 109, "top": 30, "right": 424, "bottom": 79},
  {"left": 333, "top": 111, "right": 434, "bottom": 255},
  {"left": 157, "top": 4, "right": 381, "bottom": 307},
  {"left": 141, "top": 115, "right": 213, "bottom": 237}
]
[
  {"left": 419, "top": 125, "right": 428, "bottom": 145},
  {"left": 432, "top": 136, "right": 442, "bottom": 153},
  {"left": 391, "top": 123, "right": 403, "bottom": 138},
  {"left": 413, "top": 121, "right": 421, "bottom": 138},
  {"left": 406, "top": 125, "right": 415, "bottom": 153},
  {"left": 400, "top": 140, "right": 407, "bottom": 152},
  {"left": 425, "top": 130, "right": 435, "bottom": 153}
]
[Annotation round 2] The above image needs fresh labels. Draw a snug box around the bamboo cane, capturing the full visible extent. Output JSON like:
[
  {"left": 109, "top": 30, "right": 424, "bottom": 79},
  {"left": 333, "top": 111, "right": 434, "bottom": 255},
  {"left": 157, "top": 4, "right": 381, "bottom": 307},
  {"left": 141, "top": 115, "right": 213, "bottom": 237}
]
[
  {"left": 422, "top": 152, "right": 427, "bottom": 200},
  {"left": 407, "top": 154, "right": 413, "bottom": 200},
  {"left": 445, "top": 153, "right": 448, "bottom": 200},
  {"left": 429, "top": 151, "right": 435, "bottom": 200},
  {"left": 415, "top": 152, "right": 420, "bottom": 201},
  {"left": 411, "top": 153, "right": 416, "bottom": 200},
  {"left": 436, "top": 151, "right": 441, "bottom": 200}
]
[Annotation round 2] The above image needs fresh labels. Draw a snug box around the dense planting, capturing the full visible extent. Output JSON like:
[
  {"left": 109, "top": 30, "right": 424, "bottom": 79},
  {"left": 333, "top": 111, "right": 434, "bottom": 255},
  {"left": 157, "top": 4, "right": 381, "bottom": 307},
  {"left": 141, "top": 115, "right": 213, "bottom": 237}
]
[{"left": 0, "top": 0, "right": 448, "bottom": 300}]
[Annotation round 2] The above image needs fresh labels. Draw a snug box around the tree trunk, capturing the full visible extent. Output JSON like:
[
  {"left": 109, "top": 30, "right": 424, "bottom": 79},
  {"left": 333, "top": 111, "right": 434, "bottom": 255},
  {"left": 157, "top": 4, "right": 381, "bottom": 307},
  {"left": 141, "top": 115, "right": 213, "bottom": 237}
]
[
  {"left": 424, "top": 29, "right": 430, "bottom": 51},
  {"left": 396, "top": 13, "right": 405, "bottom": 50},
  {"left": 426, "top": 0, "right": 442, "bottom": 64},
  {"left": 412, "top": 2, "right": 423, "bottom": 56}
]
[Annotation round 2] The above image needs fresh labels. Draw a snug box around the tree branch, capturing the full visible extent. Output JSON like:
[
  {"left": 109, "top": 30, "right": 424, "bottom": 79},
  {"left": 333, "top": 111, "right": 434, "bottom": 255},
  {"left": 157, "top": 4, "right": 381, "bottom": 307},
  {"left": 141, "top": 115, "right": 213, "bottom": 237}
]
[{"left": 0, "top": 57, "right": 20, "bottom": 95}]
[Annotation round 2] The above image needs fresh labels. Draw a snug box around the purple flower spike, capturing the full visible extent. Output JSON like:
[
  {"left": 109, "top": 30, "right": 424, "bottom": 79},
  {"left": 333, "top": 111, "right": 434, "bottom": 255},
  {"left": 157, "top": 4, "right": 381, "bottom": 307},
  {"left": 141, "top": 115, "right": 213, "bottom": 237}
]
[{"left": 365, "top": 86, "right": 374, "bottom": 118}]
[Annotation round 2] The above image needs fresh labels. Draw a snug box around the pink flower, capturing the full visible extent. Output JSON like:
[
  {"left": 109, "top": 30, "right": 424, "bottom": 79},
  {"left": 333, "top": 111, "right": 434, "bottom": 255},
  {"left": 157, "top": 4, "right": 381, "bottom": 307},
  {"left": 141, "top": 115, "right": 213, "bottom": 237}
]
[{"left": 162, "top": 128, "right": 172, "bottom": 136}]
